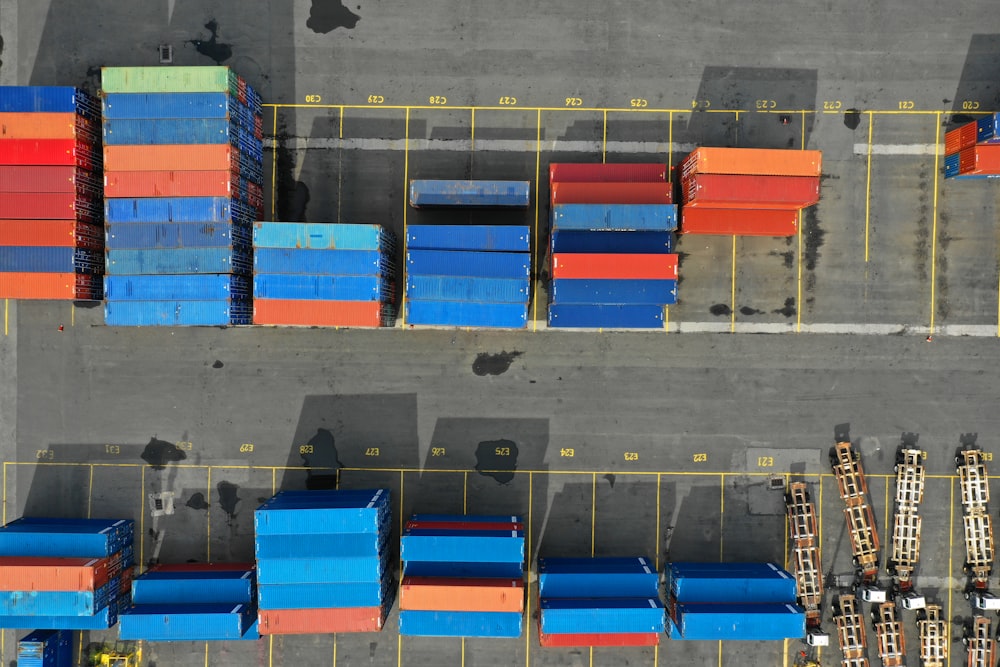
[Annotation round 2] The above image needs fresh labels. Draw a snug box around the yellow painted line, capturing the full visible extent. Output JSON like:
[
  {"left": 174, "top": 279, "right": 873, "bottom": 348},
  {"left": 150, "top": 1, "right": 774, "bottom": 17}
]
[
  {"left": 461, "top": 637, "right": 465, "bottom": 667},
  {"left": 401, "top": 108, "right": 411, "bottom": 326},
  {"left": 817, "top": 476, "right": 823, "bottom": 562},
  {"left": 2, "top": 462, "right": 6, "bottom": 525},
  {"left": 883, "top": 475, "right": 890, "bottom": 567},
  {"left": 590, "top": 646, "right": 594, "bottom": 667},
  {"left": 796, "top": 210, "right": 803, "bottom": 332},
  {"left": 463, "top": 471, "right": 468, "bottom": 514},
  {"left": 77, "top": 633, "right": 82, "bottom": 666},
  {"left": 864, "top": 112, "right": 874, "bottom": 262},
  {"left": 264, "top": 102, "right": 745, "bottom": 114},
  {"left": 206, "top": 466, "right": 212, "bottom": 561},
  {"left": 4, "top": 299, "right": 7, "bottom": 336},
  {"left": 272, "top": 467, "right": 276, "bottom": 494},
  {"left": 730, "top": 236, "right": 737, "bottom": 333},
  {"left": 719, "top": 474, "right": 725, "bottom": 560},
  {"left": 339, "top": 106, "right": 344, "bottom": 139},
  {"left": 947, "top": 476, "right": 954, "bottom": 667},
  {"left": 667, "top": 111, "right": 673, "bottom": 183},
  {"left": 929, "top": 112, "right": 942, "bottom": 334},
  {"left": 783, "top": 639, "right": 788, "bottom": 667},
  {"left": 337, "top": 108, "right": 344, "bottom": 224},
  {"left": 655, "top": 473, "right": 662, "bottom": 570},
  {"left": 602, "top": 109, "right": 608, "bottom": 163},
  {"left": 397, "top": 635, "right": 403, "bottom": 667},
  {"left": 532, "top": 109, "right": 542, "bottom": 332},
  {"left": 204, "top": 642, "right": 209, "bottom": 667},
  {"left": 663, "top": 305, "right": 669, "bottom": 332},
  {"left": 591, "top": 472, "right": 597, "bottom": 556},
  {"left": 87, "top": 464, "right": 94, "bottom": 518},
  {"left": 270, "top": 107, "right": 278, "bottom": 220},
  {"left": 783, "top": 474, "right": 789, "bottom": 570},
  {"left": 654, "top": 643, "right": 658, "bottom": 667},
  {"left": 525, "top": 471, "right": 533, "bottom": 667},
  {"left": 471, "top": 108, "right": 476, "bottom": 155},
  {"left": 733, "top": 110, "right": 740, "bottom": 144},
  {"left": 718, "top": 640, "right": 723, "bottom": 667},
  {"left": 333, "top": 633, "right": 337, "bottom": 667},
  {"left": 139, "top": 465, "right": 145, "bottom": 568},
  {"left": 70, "top": 303, "right": 74, "bottom": 327},
  {"left": 269, "top": 634, "right": 273, "bottom": 667}
]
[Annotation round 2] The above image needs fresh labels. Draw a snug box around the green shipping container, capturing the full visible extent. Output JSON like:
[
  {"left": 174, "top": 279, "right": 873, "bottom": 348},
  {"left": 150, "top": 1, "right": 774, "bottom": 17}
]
[{"left": 101, "top": 66, "right": 238, "bottom": 94}]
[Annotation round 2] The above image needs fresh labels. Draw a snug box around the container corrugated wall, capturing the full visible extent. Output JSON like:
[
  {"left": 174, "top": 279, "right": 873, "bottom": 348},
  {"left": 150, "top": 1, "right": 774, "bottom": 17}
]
[
  {"left": 409, "top": 180, "right": 531, "bottom": 207},
  {"left": 399, "top": 610, "right": 524, "bottom": 637}
]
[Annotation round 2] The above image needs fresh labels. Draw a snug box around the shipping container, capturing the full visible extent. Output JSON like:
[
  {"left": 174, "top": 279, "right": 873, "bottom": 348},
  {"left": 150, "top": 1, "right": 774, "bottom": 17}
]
[
  {"left": 539, "top": 598, "right": 665, "bottom": 634},
  {"left": 670, "top": 601, "right": 805, "bottom": 640},
  {"left": 101, "top": 92, "right": 255, "bottom": 121},
  {"left": 944, "top": 153, "right": 960, "bottom": 179},
  {"left": 258, "top": 579, "right": 388, "bottom": 609},
  {"left": 118, "top": 602, "right": 256, "bottom": 641},
  {"left": 409, "top": 180, "right": 531, "bottom": 207},
  {"left": 538, "top": 557, "right": 658, "bottom": 598},
  {"left": 149, "top": 562, "right": 254, "bottom": 573},
  {"left": 253, "top": 222, "right": 395, "bottom": 251},
  {"left": 101, "top": 66, "right": 246, "bottom": 95},
  {"left": 406, "top": 520, "right": 523, "bottom": 531},
  {"left": 0, "top": 139, "right": 100, "bottom": 170},
  {"left": 548, "top": 303, "right": 664, "bottom": 329},
  {"left": 253, "top": 299, "right": 393, "bottom": 327},
  {"left": 0, "top": 112, "right": 99, "bottom": 144},
  {"left": 2, "top": 517, "right": 132, "bottom": 538},
  {"left": 406, "top": 225, "right": 530, "bottom": 252},
  {"left": 256, "top": 553, "right": 388, "bottom": 585},
  {"left": 410, "top": 514, "right": 522, "bottom": 523},
  {"left": 551, "top": 204, "right": 677, "bottom": 231},
  {"left": 255, "top": 532, "right": 388, "bottom": 560},
  {"left": 104, "top": 170, "right": 254, "bottom": 199},
  {"left": 399, "top": 610, "right": 523, "bottom": 638},
  {"left": 254, "top": 248, "right": 392, "bottom": 276},
  {"left": 0, "top": 273, "right": 102, "bottom": 300},
  {"left": 0, "top": 583, "right": 117, "bottom": 616},
  {"left": 17, "top": 629, "right": 72, "bottom": 667},
  {"left": 538, "top": 630, "right": 659, "bottom": 648},
  {"left": 551, "top": 182, "right": 673, "bottom": 205},
  {"left": 551, "top": 278, "right": 677, "bottom": 305},
  {"left": 102, "top": 118, "right": 262, "bottom": 148},
  {"left": 0, "top": 220, "right": 103, "bottom": 250},
  {"left": 405, "top": 300, "right": 528, "bottom": 328},
  {"left": 977, "top": 113, "right": 1000, "bottom": 143},
  {"left": 0, "top": 165, "right": 100, "bottom": 194},
  {"left": 551, "top": 254, "right": 678, "bottom": 281},
  {"left": 257, "top": 604, "right": 389, "bottom": 635},
  {"left": 0, "top": 557, "right": 109, "bottom": 592},
  {"left": 131, "top": 571, "right": 254, "bottom": 604},
  {"left": 400, "top": 532, "right": 525, "bottom": 563},
  {"left": 406, "top": 275, "right": 528, "bottom": 304},
  {"left": 549, "top": 163, "right": 667, "bottom": 183},
  {"left": 137, "top": 568, "right": 252, "bottom": 581},
  {"left": 0, "top": 609, "right": 118, "bottom": 630},
  {"left": 104, "top": 274, "right": 249, "bottom": 301},
  {"left": 0, "top": 87, "right": 100, "bottom": 119},
  {"left": 400, "top": 577, "right": 523, "bottom": 612},
  {"left": 0, "top": 247, "right": 103, "bottom": 274},
  {"left": 958, "top": 144, "right": 1000, "bottom": 176},
  {"left": 105, "top": 197, "right": 256, "bottom": 225},
  {"left": 106, "top": 247, "right": 250, "bottom": 275},
  {"left": 406, "top": 250, "right": 529, "bottom": 278},
  {"left": 550, "top": 230, "right": 673, "bottom": 254},
  {"left": 680, "top": 207, "right": 799, "bottom": 237},
  {"left": 104, "top": 300, "right": 252, "bottom": 326},
  {"left": 680, "top": 147, "right": 823, "bottom": 178},
  {"left": 106, "top": 221, "right": 250, "bottom": 250},
  {"left": 254, "top": 490, "right": 390, "bottom": 535},
  {"left": 682, "top": 174, "right": 820, "bottom": 208},
  {"left": 668, "top": 573, "right": 796, "bottom": 604},
  {"left": 103, "top": 145, "right": 259, "bottom": 178},
  {"left": 0, "top": 193, "right": 102, "bottom": 224},
  {"left": 402, "top": 561, "right": 524, "bottom": 578},
  {"left": 254, "top": 274, "right": 393, "bottom": 302},
  {"left": 263, "top": 489, "right": 390, "bottom": 504},
  {"left": 945, "top": 126, "right": 968, "bottom": 155}
]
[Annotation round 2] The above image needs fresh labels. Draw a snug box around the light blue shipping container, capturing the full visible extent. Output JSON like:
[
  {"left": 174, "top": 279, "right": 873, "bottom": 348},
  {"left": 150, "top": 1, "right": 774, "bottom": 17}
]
[
  {"left": 0, "top": 86, "right": 100, "bottom": 119},
  {"left": 118, "top": 603, "right": 256, "bottom": 641},
  {"left": 406, "top": 225, "right": 530, "bottom": 252},
  {"left": 406, "top": 276, "right": 528, "bottom": 303},
  {"left": 256, "top": 553, "right": 389, "bottom": 585},
  {"left": 552, "top": 204, "right": 677, "bottom": 231},
  {"left": 407, "top": 250, "right": 529, "bottom": 278},
  {"left": 131, "top": 571, "right": 254, "bottom": 605},
  {"left": 401, "top": 533, "right": 525, "bottom": 563},
  {"left": 254, "top": 489, "right": 390, "bottom": 535},
  {"left": 253, "top": 222, "right": 395, "bottom": 251},
  {"left": 551, "top": 279, "right": 677, "bottom": 305},
  {"left": 254, "top": 248, "right": 393, "bottom": 276},
  {"left": 255, "top": 531, "right": 388, "bottom": 559},
  {"left": 0, "top": 585, "right": 115, "bottom": 617},
  {"left": 671, "top": 602, "right": 806, "bottom": 641},
  {"left": 0, "top": 528, "right": 118, "bottom": 558},
  {"left": 104, "top": 274, "right": 250, "bottom": 301},
  {"left": 0, "top": 608, "right": 118, "bottom": 631},
  {"left": 550, "top": 230, "right": 673, "bottom": 254},
  {"left": 102, "top": 119, "right": 261, "bottom": 147},
  {"left": 101, "top": 92, "right": 253, "bottom": 120},
  {"left": 253, "top": 274, "right": 393, "bottom": 302},
  {"left": 0, "top": 518, "right": 132, "bottom": 546},
  {"left": 106, "top": 222, "right": 251, "bottom": 250},
  {"left": 104, "top": 300, "right": 252, "bottom": 326},
  {"left": 538, "top": 557, "right": 658, "bottom": 598},
  {"left": 402, "top": 561, "right": 525, "bottom": 578},
  {"left": 105, "top": 197, "right": 257, "bottom": 225},
  {"left": 399, "top": 610, "right": 523, "bottom": 638},
  {"left": 539, "top": 598, "right": 665, "bottom": 634},
  {"left": 257, "top": 579, "right": 387, "bottom": 609},
  {"left": 548, "top": 303, "right": 664, "bottom": 329},
  {"left": 409, "top": 180, "right": 531, "bottom": 208},
  {"left": 106, "top": 248, "right": 252, "bottom": 275},
  {"left": 405, "top": 300, "right": 528, "bottom": 328}
]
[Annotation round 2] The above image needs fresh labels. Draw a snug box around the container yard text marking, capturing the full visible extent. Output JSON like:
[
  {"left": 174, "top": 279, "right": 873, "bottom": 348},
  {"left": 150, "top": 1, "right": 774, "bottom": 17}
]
[
  {"left": 624, "top": 452, "right": 639, "bottom": 461},
  {"left": 176, "top": 441, "right": 193, "bottom": 451},
  {"left": 565, "top": 97, "right": 583, "bottom": 107},
  {"left": 691, "top": 99, "right": 712, "bottom": 109},
  {"left": 630, "top": 98, "right": 649, "bottom": 108},
  {"left": 495, "top": 446, "right": 512, "bottom": 457},
  {"left": 962, "top": 100, "right": 981, "bottom": 110},
  {"left": 983, "top": 452, "right": 993, "bottom": 461},
  {"left": 304, "top": 95, "right": 322, "bottom": 103},
  {"left": 367, "top": 95, "right": 385, "bottom": 104},
  {"left": 105, "top": 445, "right": 120, "bottom": 455},
  {"left": 756, "top": 456, "right": 775, "bottom": 467},
  {"left": 299, "top": 445, "right": 314, "bottom": 455},
  {"left": 35, "top": 450, "right": 54, "bottom": 461},
  {"left": 428, "top": 96, "right": 448, "bottom": 105},
  {"left": 499, "top": 96, "right": 517, "bottom": 106},
  {"left": 899, "top": 100, "right": 915, "bottom": 110},
  {"left": 755, "top": 100, "right": 777, "bottom": 109},
  {"left": 365, "top": 447, "right": 380, "bottom": 457},
  {"left": 239, "top": 443, "right": 254, "bottom": 453},
  {"left": 431, "top": 447, "right": 446, "bottom": 456},
  {"left": 559, "top": 448, "right": 575, "bottom": 458},
  {"left": 823, "top": 101, "right": 842, "bottom": 110},
  {"left": 693, "top": 453, "right": 708, "bottom": 463}
]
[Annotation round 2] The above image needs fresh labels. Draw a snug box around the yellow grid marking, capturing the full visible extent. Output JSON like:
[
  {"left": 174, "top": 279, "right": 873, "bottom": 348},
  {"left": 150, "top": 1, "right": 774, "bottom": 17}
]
[
  {"left": 719, "top": 474, "right": 725, "bottom": 560},
  {"left": 667, "top": 111, "right": 674, "bottom": 183},
  {"left": 70, "top": 303, "right": 74, "bottom": 328},
  {"left": 333, "top": 633, "right": 337, "bottom": 667},
  {"left": 470, "top": 108, "right": 476, "bottom": 156},
  {"left": 87, "top": 464, "right": 94, "bottom": 518},
  {"left": 797, "top": 210, "right": 803, "bottom": 332},
  {"left": 947, "top": 476, "right": 954, "bottom": 667},
  {"left": 3, "top": 462, "right": 6, "bottom": 525},
  {"left": 591, "top": 472, "right": 597, "bottom": 556},
  {"left": 655, "top": 473, "right": 662, "bottom": 569},
  {"left": 525, "top": 471, "right": 533, "bottom": 667},
  {"left": 865, "top": 112, "right": 874, "bottom": 263},
  {"left": 730, "top": 236, "right": 737, "bottom": 333},
  {"left": 204, "top": 642, "right": 209, "bottom": 667},
  {"left": 270, "top": 107, "right": 279, "bottom": 221},
  {"left": 269, "top": 634, "right": 273, "bottom": 667},
  {"left": 883, "top": 474, "right": 890, "bottom": 568},
  {"left": 463, "top": 471, "right": 468, "bottom": 514},
  {"left": 397, "top": 634, "right": 402, "bottom": 667},
  {"left": 4, "top": 299, "right": 7, "bottom": 336},
  {"left": 532, "top": 109, "right": 542, "bottom": 331},
  {"left": 602, "top": 110, "right": 608, "bottom": 163},
  {"left": 400, "top": 108, "right": 411, "bottom": 326},
  {"left": 139, "top": 464, "right": 145, "bottom": 568},
  {"left": 206, "top": 466, "right": 212, "bottom": 561},
  {"left": 930, "top": 112, "right": 942, "bottom": 333}
]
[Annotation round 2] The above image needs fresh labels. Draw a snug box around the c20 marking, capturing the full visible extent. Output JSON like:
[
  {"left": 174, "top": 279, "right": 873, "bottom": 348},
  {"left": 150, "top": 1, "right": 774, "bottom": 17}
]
[
  {"left": 365, "top": 447, "right": 380, "bottom": 457},
  {"left": 36, "top": 449, "right": 54, "bottom": 461},
  {"left": 431, "top": 447, "right": 446, "bottom": 457},
  {"left": 565, "top": 97, "right": 583, "bottom": 107},
  {"left": 757, "top": 456, "right": 775, "bottom": 467},
  {"left": 428, "top": 95, "right": 448, "bottom": 105},
  {"left": 823, "top": 100, "right": 842, "bottom": 110},
  {"left": 299, "top": 445, "right": 314, "bottom": 455},
  {"left": 304, "top": 94, "right": 322, "bottom": 103},
  {"left": 105, "top": 445, "right": 121, "bottom": 455},
  {"left": 239, "top": 443, "right": 254, "bottom": 453},
  {"left": 630, "top": 98, "right": 648, "bottom": 108},
  {"left": 755, "top": 99, "right": 777, "bottom": 110},
  {"left": 898, "top": 100, "right": 915, "bottom": 110},
  {"left": 624, "top": 452, "right": 639, "bottom": 461},
  {"left": 963, "top": 100, "right": 981, "bottom": 110},
  {"left": 560, "top": 448, "right": 575, "bottom": 457},
  {"left": 499, "top": 96, "right": 517, "bottom": 106},
  {"left": 175, "top": 441, "right": 193, "bottom": 451},
  {"left": 693, "top": 453, "right": 708, "bottom": 463},
  {"left": 495, "top": 447, "right": 512, "bottom": 457},
  {"left": 367, "top": 95, "right": 385, "bottom": 104}
]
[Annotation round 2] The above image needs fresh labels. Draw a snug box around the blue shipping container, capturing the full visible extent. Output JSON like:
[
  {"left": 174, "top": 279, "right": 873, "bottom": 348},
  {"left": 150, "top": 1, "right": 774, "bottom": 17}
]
[
  {"left": 538, "top": 557, "right": 658, "bottom": 598},
  {"left": 978, "top": 113, "right": 1000, "bottom": 143},
  {"left": 0, "top": 584, "right": 116, "bottom": 617},
  {"left": 551, "top": 279, "right": 677, "bottom": 305},
  {"left": 256, "top": 553, "right": 389, "bottom": 585},
  {"left": 254, "top": 248, "right": 393, "bottom": 276},
  {"left": 671, "top": 602, "right": 806, "bottom": 641},
  {"left": 944, "top": 153, "right": 960, "bottom": 178},
  {"left": 399, "top": 610, "right": 523, "bottom": 638},
  {"left": 104, "top": 274, "right": 250, "bottom": 301},
  {"left": 406, "top": 276, "right": 528, "bottom": 304},
  {"left": 106, "top": 248, "right": 251, "bottom": 275},
  {"left": 104, "top": 300, "right": 252, "bottom": 326},
  {"left": 118, "top": 603, "right": 256, "bottom": 641},
  {"left": 409, "top": 180, "right": 531, "bottom": 208},
  {"left": 539, "top": 598, "right": 665, "bottom": 634},
  {"left": 17, "top": 629, "right": 71, "bottom": 667},
  {"left": 101, "top": 92, "right": 252, "bottom": 121},
  {"left": 102, "top": 119, "right": 262, "bottom": 148},
  {"left": 406, "top": 225, "right": 530, "bottom": 252},
  {"left": 0, "top": 86, "right": 99, "bottom": 119},
  {"left": 257, "top": 579, "right": 387, "bottom": 609},
  {"left": 254, "top": 489, "right": 390, "bottom": 535},
  {"left": 253, "top": 274, "right": 393, "bottom": 302},
  {"left": 550, "top": 230, "right": 673, "bottom": 254},
  {"left": 407, "top": 250, "right": 529, "bottom": 279},
  {"left": 105, "top": 197, "right": 256, "bottom": 225},
  {"left": 0, "top": 247, "right": 103, "bottom": 274},
  {"left": 409, "top": 514, "right": 521, "bottom": 524},
  {"left": 255, "top": 531, "right": 388, "bottom": 559},
  {"left": 405, "top": 300, "right": 527, "bottom": 328},
  {"left": 548, "top": 303, "right": 664, "bottom": 329},
  {"left": 401, "top": 533, "right": 525, "bottom": 563},
  {"left": 0, "top": 529, "right": 118, "bottom": 558},
  {"left": 106, "top": 222, "right": 251, "bottom": 250},
  {"left": 0, "top": 608, "right": 118, "bottom": 631},
  {"left": 667, "top": 562, "right": 795, "bottom": 603},
  {"left": 253, "top": 222, "right": 395, "bottom": 251},
  {"left": 263, "top": 489, "right": 390, "bottom": 504},
  {"left": 402, "top": 561, "right": 524, "bottom": 579},
  {"left": 552, "top": 204, "right": 677, "bottom": 231},
  {"left": 131, "top": 571, "right": 254, "bottom": 605}
]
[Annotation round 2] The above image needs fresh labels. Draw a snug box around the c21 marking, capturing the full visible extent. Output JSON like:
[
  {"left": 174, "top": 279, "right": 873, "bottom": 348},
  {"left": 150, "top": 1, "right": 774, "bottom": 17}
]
[{"left": 899, "top": 100, "right": 915, "bottom": 110}]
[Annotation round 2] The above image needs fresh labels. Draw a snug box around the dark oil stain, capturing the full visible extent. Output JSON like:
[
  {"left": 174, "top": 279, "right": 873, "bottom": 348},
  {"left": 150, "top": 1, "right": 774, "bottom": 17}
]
[
  {"left": 307, "top": 0, "right": 360, "bottom": 34},
  {"left": 604, "top": 474, "right": 616, "bottom": 489},
  {"left": 773, "top": 297, "right": 796, "bottom": 318},
  {"left": 217, "top": 481, "right": 240, "bottom": 522},
  {"left": 473, "top": 351, "right": 523, "bottom": 376},
  {"left": 212, "top": 360, "right": 224, "bottom": 369},
  {"left": 951, "top": 113, "right": 976, "bottom": 126},
  {"left": 140, "top": 437, "right": 187, "bottom": 470},
  {"left": 0, "top": 34, "right": 4, "bottom": 70},
  {"left": 301, "top": 428, "right": 343, "bottom": 490},
  {"left": 186, "top": 492, "right": 210, "bottom": 511},
  {"left": 843, "top": 109, "right": 861, "bottom": 130},
  {"left": 936, "top": 212, "right": 950, "bottom": 321},
  {"left": 709, "top": 304, "right": 731, "bottom": 317},
  {"left": 739, "top": 306, "right": 763, "bottom": 316},
  {"left": 475, "top": 439, "right": 518, "bottom": 485},
  {"left": 802, "top": 207, "right": 825, "bottom": 274},
  {"left": 257, "top": 496, "right": 269, "bottom": 504},
  {"left": 275, "top": 119, "right": 311, "bottom": 222},
  {"left": 80, "top": 65, "right": 101, "bottom": 96},
  {"left": 188, "top": 19, "right": 233, "bottom": 64}
]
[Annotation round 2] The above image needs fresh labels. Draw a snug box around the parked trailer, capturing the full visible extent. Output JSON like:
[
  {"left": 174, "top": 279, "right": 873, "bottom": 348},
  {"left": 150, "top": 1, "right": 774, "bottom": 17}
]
[
  {"left": 963, "top": 512, "right": 995, "bottom": 591},
  {"left": 831, "top": 442, "right": 869, "bottom": 505},
  {"left": 843, "top": 503, "right": 881, "bottom": 580},
  {"left": 962, "top": 617, "right": 996, "bottom": 667},
  {"left": 871, "top": 602, "right": 906, "bottom": 667},
  {"left": 833, "top": 595, "right": 867, "bottom": 659},
  {"left": 895, "top": 448, "right": 926, "bottom": 507},
  {"left": 785, "top": 483, "right": 828, "bottom": 645},
  {"left": 958, "top": 449, "right": 990, "bottom": 511},
  {"left": 917, "top": 605, "right": 948, "bottom": 667},
  {"left": 787, "top": 483, "right": 818, "bottom": 546},
  {"left": 887, "top": 511, "right": 922, "bottom": 583}
]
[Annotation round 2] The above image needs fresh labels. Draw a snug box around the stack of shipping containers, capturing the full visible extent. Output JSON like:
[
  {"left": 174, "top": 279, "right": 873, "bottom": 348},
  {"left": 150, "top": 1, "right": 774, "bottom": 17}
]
[
  {"left": 253, "top": 222, "right": 396, "bottom": 327},
  {"left": 679, "top": 148, "right": 822, "bottom": 236},
  {"left": 399, "top": 514, "right": 525, "bottom": 637},
  {"left": 0, "top": 517, "right": 134, "bottom": 630},
  {"left": 0, "top": 86, "right": 105, "bottom": 299},
  {"left": 254, "top": 490, "right": 394, "bottom": 635},
  {"left": 119, "top": 562, "right": 259, "bottom": 641},
  {"left": 944, "top": 116, "right": 1000, "bottom": 178},
  {"left": 16, "top": 629, "right": 72, "bottom": 667},
  {"left": 665, "top": 562, "right": 805, "bottom": 640},
  {"left": 537, "top": 557, "right": 663, "bottom": 647},
  {"left": 100, "top": 66, "right": 262, "bottom": 326},
  {"left": 547, "top": 164, "right": 678, "bottom": 329}
]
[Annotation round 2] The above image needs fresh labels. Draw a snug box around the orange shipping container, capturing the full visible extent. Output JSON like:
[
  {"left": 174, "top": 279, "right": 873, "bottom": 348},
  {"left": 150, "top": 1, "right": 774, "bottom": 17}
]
[
  {"left": 258, "top": 607, "right": 387, "bottom": 635},
  {"left": 0, "top": 556, "right": 109, "bottom": 591},
  {"left": 539, "top": 630, "right": 660, "bottom": 647},
  {"left": 104, "top": 170, "right": 237, "bottom": 198},
  {"left": 103, "top": 144, "right": 236, "bottom": 172},
  {"left": 254, "top": 299, "right": 391, "bottom": 327},
  {"left": 400, "top": 577, "right": 524, "bottom": 612},
  {"left": 680, "top": 147, "right": 822, "bottom": 178},
  {"left": 681, "top": 208, "right": 798, "bottom": 237},
  {"left": 0, "top": 112, "right": 99, "bottom": 140},
  {"left": 0, "top": 272, "right": 102, "bottom": 300},
  {"left": 0, "top": 220, "right": 104, "bottom": 249},
  {"left": 959, "top": 144, "right": 1000, "bottom": 176},
  {"left": 550, "top": 182, "right": 673, "bottom": 206}
]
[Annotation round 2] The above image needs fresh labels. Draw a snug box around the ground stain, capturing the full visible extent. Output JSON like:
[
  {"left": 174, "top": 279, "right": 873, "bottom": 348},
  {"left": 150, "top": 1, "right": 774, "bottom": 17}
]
[
  {"left": 475, "top": 439, "right": 518, "bottom": 484},
  {"left": 709, "top": 304, "right": 731, "bottom": 317},
  {"left": 140, "top": 437, "right": 187, "bottom": 470},
  {"left": 773, "top": 297, "right": 796, "bottom": 318},
  {"left": 951, "top": 114, "right": 976, "bottom": 126},
  {"left": 301, "top": 428, "right": 343, "bottom": 490},
  {"left": 275, "top": 119, "right": 310, "bottom": 221},
  {"left": 188, "top": 19, "right": 233, "bottom": 64},
  {"left": 307, "top": 0, "right": 360, "bottom": 34},
  {"left": 217, "top": 481, "right": 240, "bottom": 523},
  {"left": 844, "top": 109, "right": 861, "bottom": 130},
  {"left": 604, "top": 474, "right": 616, "bottom": 489},
  {"left": 186, "top": 492, "right": 209, "bottom": 511},
  {"left": 473, "top": 351, "right": 523, "bottom": 376},
  {"left": 212, "top": 360, "right": 224, "bottom": 369}
]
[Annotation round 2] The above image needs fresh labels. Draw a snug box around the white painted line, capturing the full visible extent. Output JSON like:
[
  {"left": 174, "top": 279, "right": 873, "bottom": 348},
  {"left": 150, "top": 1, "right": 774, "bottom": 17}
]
[{"left": 853, "top": 143, "right": 941, "bottom": 156}]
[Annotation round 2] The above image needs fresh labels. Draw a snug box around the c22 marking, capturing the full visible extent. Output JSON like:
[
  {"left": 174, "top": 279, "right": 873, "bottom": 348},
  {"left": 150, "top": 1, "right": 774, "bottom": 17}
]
[{"left": 693, "top": 453, "right": 708, "bottom": 463}]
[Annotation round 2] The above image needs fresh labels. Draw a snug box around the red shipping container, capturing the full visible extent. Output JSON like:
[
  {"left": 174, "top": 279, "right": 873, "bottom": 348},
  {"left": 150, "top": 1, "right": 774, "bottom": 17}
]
[
  {"left": 400, "top": 577, "right": 524, "bottom": 612},
  {"left": 682, "top": 174, "right": 819, "bottom": 209},
  {"left": 104, "top": 144, "right": 237, "bottom": 172},
  {"left": 254, "top": 300, "right": 390, "bottom": 327},
  {"left": 0, "top": 112, "right": 100, "bottom": 141},
  {"left": 0, "top": 165, "right": 101, "bottom": 193},
  {"left": 0, "top": 193, "right": 101, "bottom": 224},
  {"left": 0, "top": 272, "right": 102, "bottom": 300},
  {"left": 550, "top": 182, "right": 673, "bottom": 205},
  {"left": 681, "top": 208, "right": 798, "bottom": 237},
  {"left": 0, "top": 556, "right": 109, "bottom": 591},
  {"left": 539, "top": 630, "right": 660, "bottom": 648},
  {"left": 551, "top": 253, "right": 678, "bottom": 280},
  {"left": 959, "top": 144, "right": 1000, "bottom": 175},
  {"left": 0, "top": 138, "right": 101, "bottom": 170},
  {"left": 0, "top": 220, "right": 104, "bottom": 249},
  {"left": 150, "top": 562, "right": 254, "bottom": 573},
  {"left": 258, "top": 607, "right": 387, "bottom": 635},
  {"left": 549, "top": 163, "right": 667, "bottom": 183},
  {"left": 104, "top": 170, "right": 238, "bottom": 198},
  {"left": 945, "top": 127, "right": 964, "bottom": 155},
  {"left": 405, "top": 520, "right": 523, "bottom": 531}
]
